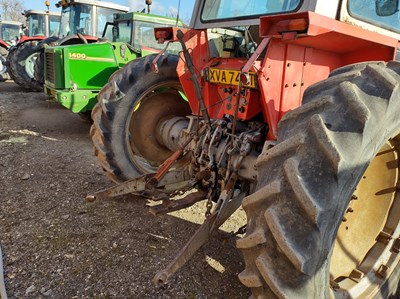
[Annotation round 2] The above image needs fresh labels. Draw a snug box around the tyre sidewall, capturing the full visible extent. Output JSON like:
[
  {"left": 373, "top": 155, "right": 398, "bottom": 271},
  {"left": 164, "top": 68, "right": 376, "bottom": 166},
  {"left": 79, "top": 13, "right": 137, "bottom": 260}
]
[
  {"left": 8, "top": 41, "right": 42, "bottom": 90},
  {"left": 99, "top": 54, "right": 181, "bottom": 180}
]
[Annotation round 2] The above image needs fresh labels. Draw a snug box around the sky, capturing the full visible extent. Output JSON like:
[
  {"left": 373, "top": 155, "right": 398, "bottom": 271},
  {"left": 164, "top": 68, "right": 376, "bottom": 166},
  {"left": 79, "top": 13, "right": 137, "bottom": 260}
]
[{"left": 17, "top": 0, "right": 196, "bottom": 23}]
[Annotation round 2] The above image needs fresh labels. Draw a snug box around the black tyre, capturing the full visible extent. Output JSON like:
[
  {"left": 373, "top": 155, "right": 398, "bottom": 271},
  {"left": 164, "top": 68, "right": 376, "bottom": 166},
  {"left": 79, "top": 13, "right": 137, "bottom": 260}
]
[
  {"left": 237, "top": 61, "right": 400, "bottom": 298},
  {"left": 91, "top": 54, "right": 191, "bottom": 182},
  {"left": 7, "top": 40, "right": 42, "bottom": 91},
  {"left": 34, "top": 36, "right": 59, "bottom": 86}
]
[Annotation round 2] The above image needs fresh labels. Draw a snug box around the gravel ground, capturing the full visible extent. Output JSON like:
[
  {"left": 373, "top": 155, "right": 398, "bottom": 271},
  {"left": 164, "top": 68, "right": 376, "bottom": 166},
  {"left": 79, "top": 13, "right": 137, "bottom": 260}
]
[{"left": 0, "top": 81, "right": 250, "bottom": 298}]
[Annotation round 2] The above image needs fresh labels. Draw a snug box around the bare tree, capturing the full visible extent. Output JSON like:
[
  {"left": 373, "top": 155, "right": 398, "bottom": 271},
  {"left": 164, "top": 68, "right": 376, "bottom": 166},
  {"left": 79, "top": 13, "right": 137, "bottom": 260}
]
[{"left": 0, "top": 0, "right": 25, "bottom": 23}]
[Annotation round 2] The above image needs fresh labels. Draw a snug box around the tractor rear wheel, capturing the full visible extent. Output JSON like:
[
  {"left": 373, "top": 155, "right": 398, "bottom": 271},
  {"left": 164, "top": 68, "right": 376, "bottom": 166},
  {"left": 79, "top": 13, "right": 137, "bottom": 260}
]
[
  {"left": 237, "top": 61, "right": 400, "bottom": 298},
  {"left": 91, "top": 54, "right": 191, "bottom": 182},
  {"left": 7, "top": 41, "right": 43, "bottom": 91}
]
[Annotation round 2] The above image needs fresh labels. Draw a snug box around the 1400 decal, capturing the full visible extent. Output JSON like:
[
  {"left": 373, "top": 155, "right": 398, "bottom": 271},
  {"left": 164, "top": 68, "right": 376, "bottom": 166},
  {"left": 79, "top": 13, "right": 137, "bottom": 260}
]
[{"left": 68, "top": 52, "right": 87, "bottom": 60}]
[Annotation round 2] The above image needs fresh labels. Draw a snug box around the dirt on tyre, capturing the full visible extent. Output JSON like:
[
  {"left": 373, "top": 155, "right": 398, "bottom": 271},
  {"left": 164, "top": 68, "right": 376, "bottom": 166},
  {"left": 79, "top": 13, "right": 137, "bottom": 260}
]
[
  {"left": 7, "top": 40, "right": 43, "bottom": 91},
  {"left": 237, "top": 61, "right": 400, "bottom": 298},
  {"left": 91, "top": 54, "right": 191, "bottom": 183}
]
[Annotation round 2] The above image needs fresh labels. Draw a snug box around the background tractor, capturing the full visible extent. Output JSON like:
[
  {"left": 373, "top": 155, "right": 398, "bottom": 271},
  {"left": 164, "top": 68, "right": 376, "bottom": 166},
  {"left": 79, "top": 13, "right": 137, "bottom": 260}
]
[
  {"left": 43, "top": 11, "right": 184, "bottom": 114},
  {"left": 0, "top": 20, "right": 22, "bottom": 81},
  {"left": 54, "top": 0, "right": 128, "bottom": 44},
  {"left": 89, "top": 0, "right": 400, "bottom": 298},
  {"left": 5, "top": 8, "right": 61, "bottom": 91},
  {"left": 7, "top": 0, "right": 128, "bottom": 92}
]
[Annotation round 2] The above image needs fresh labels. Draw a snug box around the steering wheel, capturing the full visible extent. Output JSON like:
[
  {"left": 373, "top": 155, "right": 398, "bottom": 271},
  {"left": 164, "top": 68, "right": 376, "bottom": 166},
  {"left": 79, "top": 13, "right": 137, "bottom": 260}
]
[{"left": 77, "top": 33, "right": 88, "bottom": 44}]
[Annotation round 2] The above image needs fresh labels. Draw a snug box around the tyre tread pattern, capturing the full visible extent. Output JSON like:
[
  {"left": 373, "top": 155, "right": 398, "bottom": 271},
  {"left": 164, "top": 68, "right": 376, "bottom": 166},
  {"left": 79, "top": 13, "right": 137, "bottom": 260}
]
[
  {"left": 7, "top": 41, "right": 43, "bottom": 91},
  {"left": 238, "top": 61, "right": 400, "bottom": 298}
]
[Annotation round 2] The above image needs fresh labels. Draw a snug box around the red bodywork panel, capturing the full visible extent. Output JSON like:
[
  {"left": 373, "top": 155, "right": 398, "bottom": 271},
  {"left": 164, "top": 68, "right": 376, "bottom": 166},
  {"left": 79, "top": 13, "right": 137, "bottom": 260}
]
[
  {"left": 0, "top": 40, "right": 9, "bottom": 49},
  {"left": 18, "top": 35, "right": 46, "bottom": 43},
  {"left": 15, "top": 35, "right": 98, "bottom": 47},
  {"left": 177, "top": 12, "right": 398, "bottom": 140}
]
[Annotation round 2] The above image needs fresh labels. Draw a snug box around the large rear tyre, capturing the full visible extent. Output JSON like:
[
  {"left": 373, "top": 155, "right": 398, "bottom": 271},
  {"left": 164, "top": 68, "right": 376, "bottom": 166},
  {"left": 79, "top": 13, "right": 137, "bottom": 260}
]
[
  {"left": 7, "top": 41, "right": 43, "bottom": 91},
  {"left": 91, "top": 54, "right": 191, "bottom": 183},
  {"left": 237, "top": 61, "right": 400, "bottom": 298}
]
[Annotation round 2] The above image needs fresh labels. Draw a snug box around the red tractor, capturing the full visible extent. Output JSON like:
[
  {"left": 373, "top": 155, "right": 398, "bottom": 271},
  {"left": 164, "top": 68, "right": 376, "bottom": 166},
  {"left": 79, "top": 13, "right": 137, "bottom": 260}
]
[
  {"left": 89, "top": 0, "right": 400, "bottom": 297},
  {"left": 6, "top": 8, "right": 61, "bottom": 90},
  {"left": 0, "top": 20, "right": 22, "bottom": 81}
]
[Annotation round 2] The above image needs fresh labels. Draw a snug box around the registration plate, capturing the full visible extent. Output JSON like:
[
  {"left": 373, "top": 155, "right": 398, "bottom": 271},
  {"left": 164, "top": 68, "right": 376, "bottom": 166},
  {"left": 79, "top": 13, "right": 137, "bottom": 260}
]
[{"left": 207, "top": 68, "right": 257, "bottom": 89}]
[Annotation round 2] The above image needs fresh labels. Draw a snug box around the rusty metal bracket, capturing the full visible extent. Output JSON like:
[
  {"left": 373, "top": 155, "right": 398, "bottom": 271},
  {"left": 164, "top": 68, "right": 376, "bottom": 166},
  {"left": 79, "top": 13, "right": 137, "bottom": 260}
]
[
  {"left": 211, "top": 173, "right": 241, "bottom": 231},
  {"left": 85, "top": 169, "right": 191, "bottom": 202},
  {"left": 151, "top": 40, "right": 173, "bottom": 73},
  {"left": 152, "top": 190, "right": 246, "bottom": 286},
  {"left": 241, "top": 37, "right": 270, "bottom": 74},
  {"left": 393, "top": 237, "right": 400, "bottom": 253},
  {"left": 146, "top": 135, "right": 195, "bottom": 189},
  {"left": 153, "top": 212, "right": 216, "bottom": 287},
  {"left": 148, "top": 189, "right": 207, "bottom": 216}
]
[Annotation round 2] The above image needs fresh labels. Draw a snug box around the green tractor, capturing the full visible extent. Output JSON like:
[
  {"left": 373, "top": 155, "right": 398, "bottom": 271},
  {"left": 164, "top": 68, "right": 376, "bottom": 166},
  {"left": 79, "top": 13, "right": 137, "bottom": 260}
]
[{"left": 43, "top": 11, "right": 183, "bottom": 113}]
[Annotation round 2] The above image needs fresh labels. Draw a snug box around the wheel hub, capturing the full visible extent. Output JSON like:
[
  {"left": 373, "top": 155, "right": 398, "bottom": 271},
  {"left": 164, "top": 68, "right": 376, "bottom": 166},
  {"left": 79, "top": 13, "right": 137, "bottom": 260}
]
[
  {"left": 24, "top": 52, "right": 39, "bottom": 79},
  {"left": 0, "top": 55, "right": 7, "bottom": 75},
  {"left": 128, "top": 91, "right": 191, "bottom": 166},
  {"left": 330, "top": 138, "right": 400, "bottom": 296},
  {"left": 155, "top": 116, "right": 189, "bottom": 152}
]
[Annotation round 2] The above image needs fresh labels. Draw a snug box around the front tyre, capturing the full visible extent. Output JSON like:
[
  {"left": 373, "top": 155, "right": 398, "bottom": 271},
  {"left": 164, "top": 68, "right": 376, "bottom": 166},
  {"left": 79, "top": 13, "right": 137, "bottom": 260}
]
[
  {"left": 7, "top": 41, "right": 42, "bottom": 91},
  {"left": 237, "top": 61, "right": 400, "bottom": 298},
  {"left": 91, "top": 54, "right": 191, "bottom": 183}
]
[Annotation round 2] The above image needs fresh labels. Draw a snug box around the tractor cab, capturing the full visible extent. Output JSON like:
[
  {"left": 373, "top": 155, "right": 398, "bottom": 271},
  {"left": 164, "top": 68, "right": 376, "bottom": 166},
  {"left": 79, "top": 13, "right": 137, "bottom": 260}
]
[
  {"left": 22, "top": 9, "right": 61, "bottom": 38},
  {"left": 57, "top": 0, "right": 129, "bottom": 40},
  {"left": 0, "top": 21, "right": 22, "bottom": 47},
  {"left": 191, "top": 0, "right": 400, "bottom": 36},
  {"left": 102, "top": 12, "right": 184, "bottom": 55}
]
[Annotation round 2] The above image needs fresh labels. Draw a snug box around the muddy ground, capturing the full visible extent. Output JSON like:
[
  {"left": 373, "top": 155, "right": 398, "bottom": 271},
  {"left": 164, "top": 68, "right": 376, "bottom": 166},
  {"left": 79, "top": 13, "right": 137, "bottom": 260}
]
[{"left": 0, "top": 81, "right": 250, "bottom": 298}]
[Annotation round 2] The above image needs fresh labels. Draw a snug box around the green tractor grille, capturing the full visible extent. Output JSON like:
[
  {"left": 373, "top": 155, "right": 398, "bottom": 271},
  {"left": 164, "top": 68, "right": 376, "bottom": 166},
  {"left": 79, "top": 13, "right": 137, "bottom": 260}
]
[{"left": 45, "top": 51, "right": 55, "bottom": 83}]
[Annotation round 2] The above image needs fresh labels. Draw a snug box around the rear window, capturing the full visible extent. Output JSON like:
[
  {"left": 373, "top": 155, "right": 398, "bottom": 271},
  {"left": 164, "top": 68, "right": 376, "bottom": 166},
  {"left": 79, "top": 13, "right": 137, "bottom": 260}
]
[
  {"left": 348, "top": 0, "right": 400, "bottom": 33},
  {"left": 201, "top": 0, "right": 301, "bottom": 22}
]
